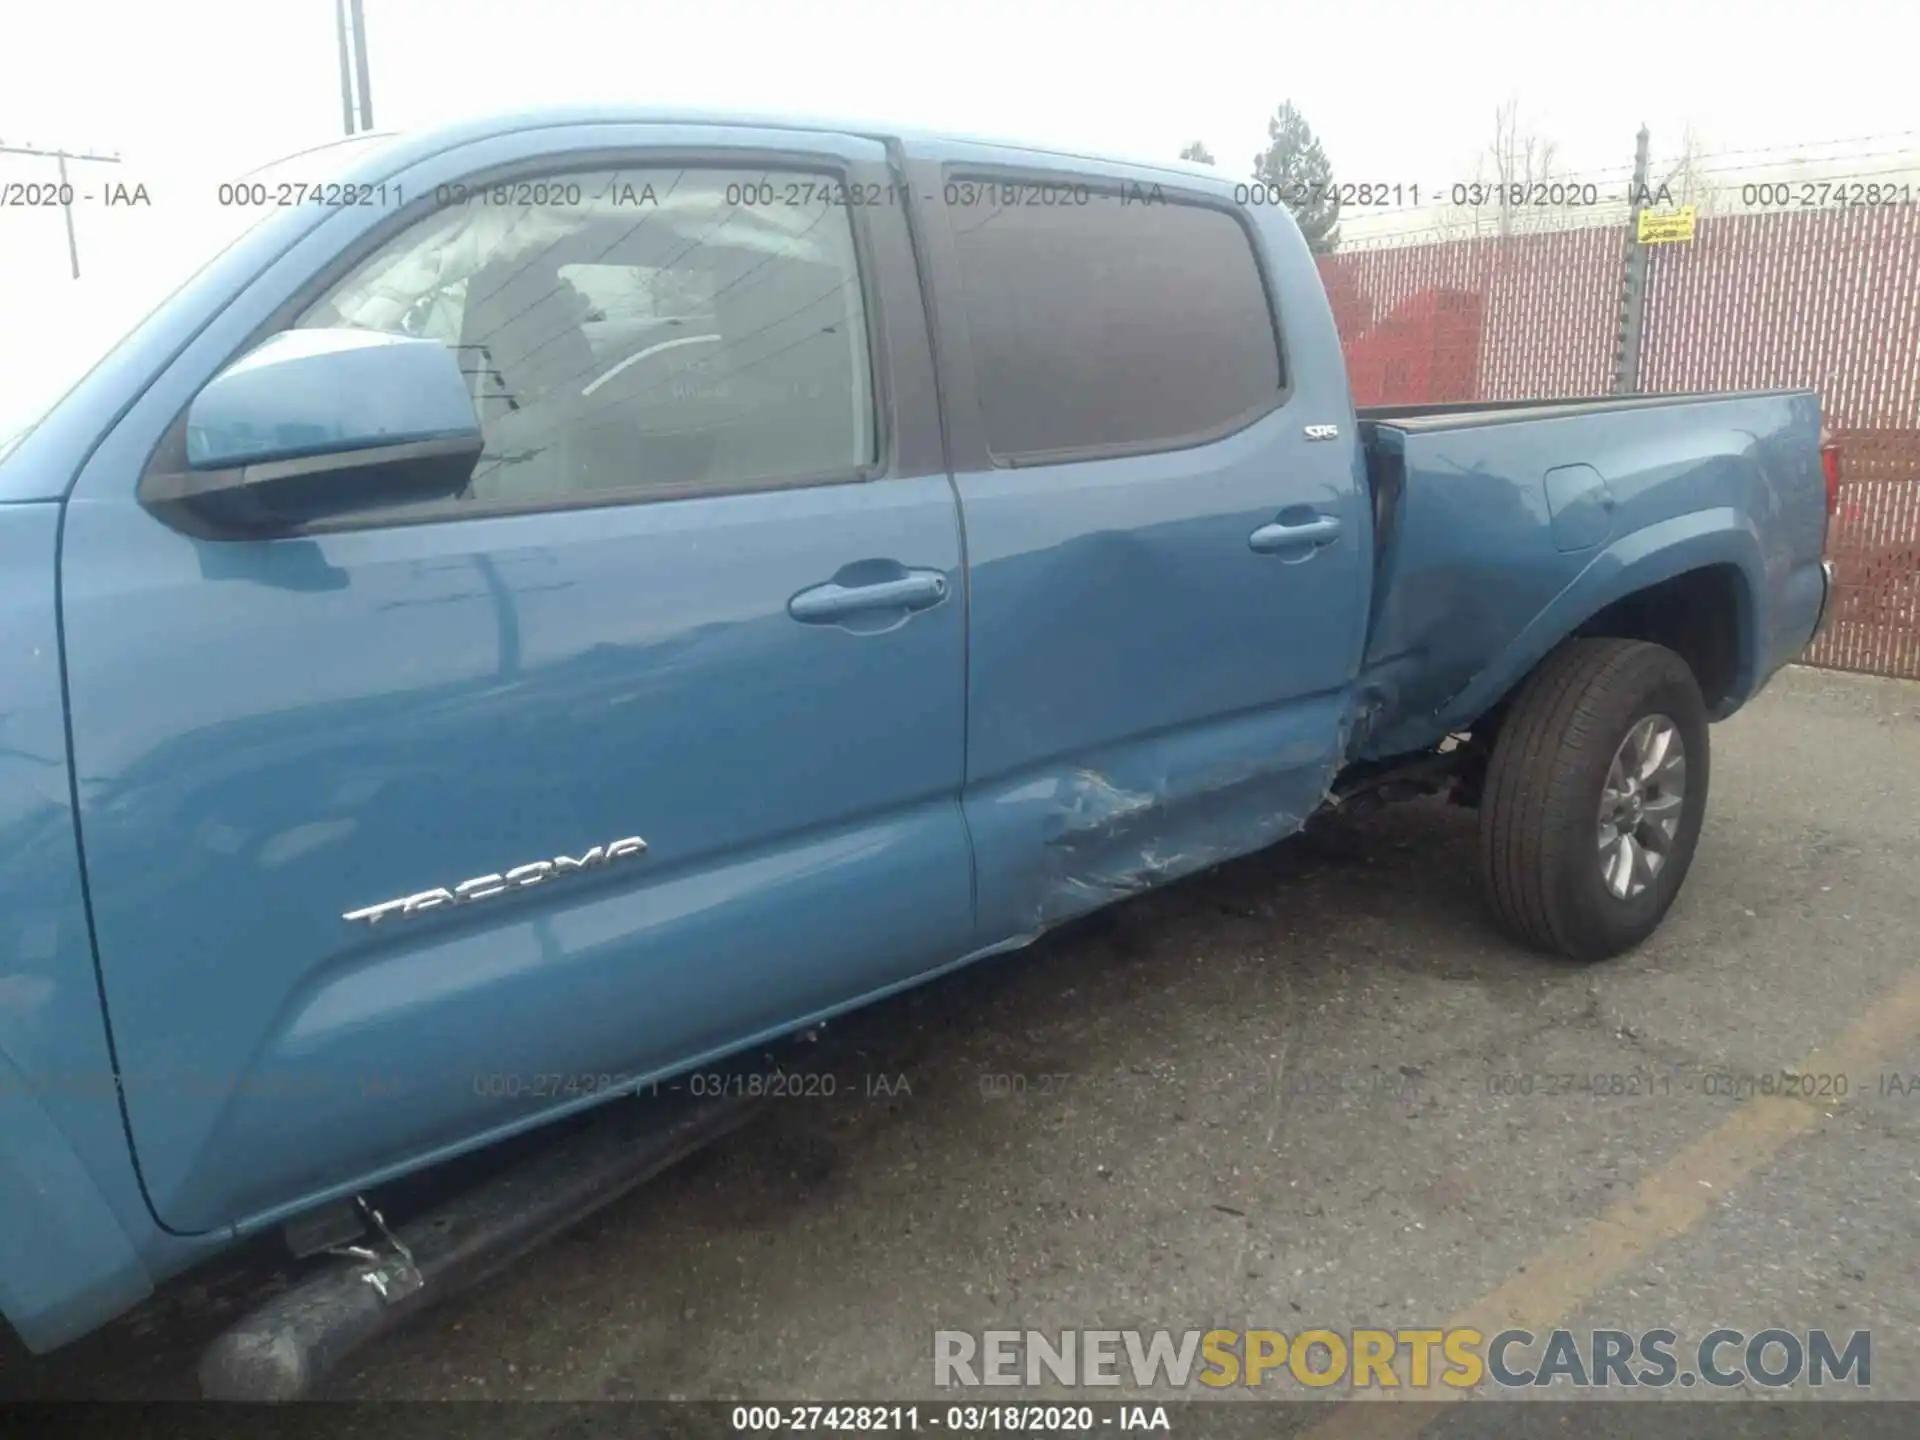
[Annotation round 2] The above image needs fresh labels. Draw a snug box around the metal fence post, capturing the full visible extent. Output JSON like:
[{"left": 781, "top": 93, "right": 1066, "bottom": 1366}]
[{"left": 1614, "top": 125, "right": 1651, "bottom": 394}]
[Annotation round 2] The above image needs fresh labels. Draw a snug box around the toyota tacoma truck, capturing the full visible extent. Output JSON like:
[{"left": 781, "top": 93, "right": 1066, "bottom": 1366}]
[{"left": 0, "top": 108, "right": 1836, "bottom": 1392}]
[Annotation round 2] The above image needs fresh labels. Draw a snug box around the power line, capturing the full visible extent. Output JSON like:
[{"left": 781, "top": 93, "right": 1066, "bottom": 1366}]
[
  {"left": 1666, "top": 127, "right": 1920, "bottom": 162},
  {"left": 1331, "top": 156, "right": 1920, "bottom": 240},
  {"left": 1335, "top": 183, "right": 1920, "bottom": 250},
  {"left": 1424, "top": 130, "right": 1920, "bottom": 192},
  {"left": 1287, "top": 149, "right": 1920, "bottom": 237},
  {"left": 1327, "top": 120, "right": 1920, "bottom": 252},
  {"left": 0, "top": 142, "right": 121, "bottom": 161}
]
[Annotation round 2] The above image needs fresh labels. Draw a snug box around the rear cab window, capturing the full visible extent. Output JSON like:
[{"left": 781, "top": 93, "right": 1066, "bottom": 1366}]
[{"left": 942, "top": 172, "right": 1286, "bottom": 465}]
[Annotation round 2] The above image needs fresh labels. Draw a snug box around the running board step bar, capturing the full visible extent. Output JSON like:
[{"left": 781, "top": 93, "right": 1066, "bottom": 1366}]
[{"left": 197, "top": 1086, "right": 765, "bottom": 1401}]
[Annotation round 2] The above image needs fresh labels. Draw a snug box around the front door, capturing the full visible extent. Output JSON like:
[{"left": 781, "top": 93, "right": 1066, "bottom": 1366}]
[{"left": 59, "top": 126, "right": 971, "bottom": 1233}]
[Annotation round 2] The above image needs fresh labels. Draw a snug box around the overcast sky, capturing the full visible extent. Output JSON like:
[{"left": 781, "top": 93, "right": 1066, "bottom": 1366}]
[
  {"left": 2, "top": 0, "right": 1916, "bottom": 430},
  {"left": 7, "top": 0, "right": 1917, "bottom": 191}
]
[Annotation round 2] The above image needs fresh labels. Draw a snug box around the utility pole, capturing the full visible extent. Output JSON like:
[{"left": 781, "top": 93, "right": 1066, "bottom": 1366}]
[
  {"left": 336, "top": 0, "right": 375, "bottom": 135},
  {"left": 350, "top": 0, "right": 375, "bottom": 131},
  {"left": 1613, "top": 124, "right": 1652, "bottom": 394},
  {"left": 0, "top": 141, "right": 122, "bottom": 279},
  {"left": 335, "top": 0, "right": 357, "bottom": 136}
]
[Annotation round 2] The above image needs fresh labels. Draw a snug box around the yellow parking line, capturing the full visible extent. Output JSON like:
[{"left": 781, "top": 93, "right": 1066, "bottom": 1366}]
[{"left": 1301, "top": 964, "right": 1920, "bottom": 1440}]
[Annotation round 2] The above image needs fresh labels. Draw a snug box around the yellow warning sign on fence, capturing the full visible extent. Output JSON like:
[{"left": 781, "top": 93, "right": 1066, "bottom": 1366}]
[{"left": 1637, "top": 206, "right": 1696, "bottom": 244}]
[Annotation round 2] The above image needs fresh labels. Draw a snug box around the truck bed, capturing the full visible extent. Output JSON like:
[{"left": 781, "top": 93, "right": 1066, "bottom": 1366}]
[
  {"left": 1349, "top": 389, "right": 1831, "bottom": 761},
  {"left": 1355, "top": 391, "right": 1797, "bottom": 427}
]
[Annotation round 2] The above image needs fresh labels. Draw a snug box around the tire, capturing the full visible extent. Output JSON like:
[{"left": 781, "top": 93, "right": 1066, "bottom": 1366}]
[{"left": 1477, "top": 638, "right": 1710, "bottom": 961}]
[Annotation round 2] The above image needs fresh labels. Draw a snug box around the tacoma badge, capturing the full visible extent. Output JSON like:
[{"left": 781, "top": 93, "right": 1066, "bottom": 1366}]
[{"left": 343, "top": 836, "right": 648, "bottom": 927}]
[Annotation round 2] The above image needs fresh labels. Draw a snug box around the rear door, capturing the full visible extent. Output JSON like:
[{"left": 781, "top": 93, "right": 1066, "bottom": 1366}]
[
  {"left": 897, "top": 143, "right": 1370, "bottom": 940},
  {"left": 59, "top": 124, "right": 972, "bottom": 1234}
]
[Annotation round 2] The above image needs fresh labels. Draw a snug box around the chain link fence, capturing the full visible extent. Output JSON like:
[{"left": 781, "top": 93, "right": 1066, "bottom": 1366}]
[{"left": 1318, "top": 205, "right": 1920, "bottom": 679}]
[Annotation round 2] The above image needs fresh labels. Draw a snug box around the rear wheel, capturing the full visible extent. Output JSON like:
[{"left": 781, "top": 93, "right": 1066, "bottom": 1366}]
[{"left": 1477, "top": 638, "right": 1710, "bottom": 961}]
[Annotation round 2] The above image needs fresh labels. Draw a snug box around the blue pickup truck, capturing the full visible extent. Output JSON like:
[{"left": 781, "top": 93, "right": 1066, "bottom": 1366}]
[{"left": 0, "top": 108, "right": 1835, "bottom": 1390}]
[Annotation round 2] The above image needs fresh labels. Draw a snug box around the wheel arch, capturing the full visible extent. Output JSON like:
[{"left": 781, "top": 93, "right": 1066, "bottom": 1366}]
[{"left": 1442, "top": 513, "right": 1764, "bottom": 737}]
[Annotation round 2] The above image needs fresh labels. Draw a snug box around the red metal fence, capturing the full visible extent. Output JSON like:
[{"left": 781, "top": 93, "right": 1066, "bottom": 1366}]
[
  {"left": 1318, "top": 207, "right": 1920, "bottom": 679},
  {"left": 1321, "top": 227, "right": 1621, "bottom": 405}
]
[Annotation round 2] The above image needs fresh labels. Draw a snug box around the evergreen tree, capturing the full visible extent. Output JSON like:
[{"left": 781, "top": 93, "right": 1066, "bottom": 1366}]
[
  {"left": 1178, "top": 140, "right": 1216, "bottom": 165},
  {"left": 1252, "top": 102, "right": 1341, "bottom": 253}
]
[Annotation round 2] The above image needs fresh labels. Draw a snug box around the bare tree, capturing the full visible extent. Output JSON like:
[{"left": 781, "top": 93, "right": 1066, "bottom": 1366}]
[
  {"left": 1654, "top": 124, "right": 1716, "bottom": 216},
  {"left": 1425, "top": 96, "right": 1564, "bottom": 241},
  {"left": 1481, "top": 96, "right": 1560, "bottom": 236}
]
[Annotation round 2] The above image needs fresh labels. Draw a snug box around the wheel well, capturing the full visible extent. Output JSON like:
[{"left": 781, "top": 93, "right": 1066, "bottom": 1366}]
[{"left": 1570, "top": 564, "right": 1745, "bottom": 711}]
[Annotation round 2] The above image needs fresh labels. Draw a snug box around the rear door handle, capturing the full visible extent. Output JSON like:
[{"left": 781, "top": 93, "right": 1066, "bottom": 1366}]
[
  {"left": 789, "top": 570, "right": 949, "bottom": 623},
  {"left": 1249, "top": 515, "right": 1342, "bottom": 555}
]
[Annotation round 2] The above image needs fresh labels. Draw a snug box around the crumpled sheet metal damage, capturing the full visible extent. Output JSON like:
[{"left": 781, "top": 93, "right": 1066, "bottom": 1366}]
[{"left": 1026, "top": 719, "right": 1349, "bottom": 931}]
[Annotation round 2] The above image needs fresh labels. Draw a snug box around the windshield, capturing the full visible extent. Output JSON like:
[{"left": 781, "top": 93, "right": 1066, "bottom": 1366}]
[{"left": 0, "top": 132, "right": 401, "bottom": 461}]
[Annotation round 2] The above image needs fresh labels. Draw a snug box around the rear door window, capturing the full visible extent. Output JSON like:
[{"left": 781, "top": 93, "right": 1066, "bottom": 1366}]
[{"left": 945, "top": 178, "right": 1284, "bottom": 463}]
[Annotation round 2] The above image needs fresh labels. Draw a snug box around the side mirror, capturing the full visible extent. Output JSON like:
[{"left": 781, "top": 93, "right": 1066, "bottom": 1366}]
[{"left": 145, "top": 328, "right": 483, "bottom": 535}]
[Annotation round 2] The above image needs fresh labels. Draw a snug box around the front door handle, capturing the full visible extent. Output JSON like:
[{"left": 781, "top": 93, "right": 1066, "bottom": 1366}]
[
  {"left": 1249, "top": 514, "right": 1342, "bottom": 555},
  {"left": 789, "top": 569, "right": 949, "bottom": 624}
]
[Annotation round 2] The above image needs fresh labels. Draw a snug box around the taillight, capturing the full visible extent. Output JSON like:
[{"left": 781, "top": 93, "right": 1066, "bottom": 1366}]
[{"left": 1820, "top": 431, "right": 1842, "bottom": 516}]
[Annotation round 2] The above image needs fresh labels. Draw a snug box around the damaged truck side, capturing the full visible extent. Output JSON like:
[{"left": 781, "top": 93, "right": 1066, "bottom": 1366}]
[{"left": 0, "top": 109, "right": 1836, "bottom": 1378}]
